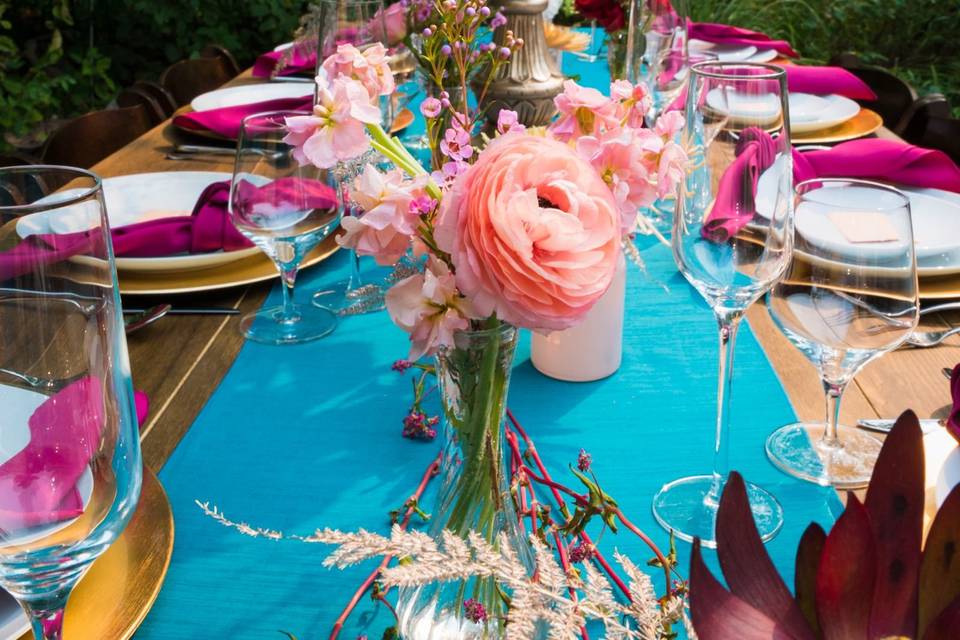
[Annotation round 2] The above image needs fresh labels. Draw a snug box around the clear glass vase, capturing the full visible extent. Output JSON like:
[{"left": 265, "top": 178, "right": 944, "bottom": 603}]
[{"left": 397, "top": 323, "right": 531, "bottom": 639}]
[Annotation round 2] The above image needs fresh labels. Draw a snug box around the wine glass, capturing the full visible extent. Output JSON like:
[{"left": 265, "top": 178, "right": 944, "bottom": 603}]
[
  {"left": 0, "top": 165, "right": 142, "bottom": 639},
  {"left": 637, "top": 0, "right": 688, "bottom": 117},
  {"left": 312, "top": 0, "right": 394, "bottom": 315},
  {"left": 652, "top": 62, "right": 793, "bottom": 546},
  {"left": 765, "top": 179, "right": 918, "bottom": 488},
  {"left": 230, "top": 111, "right": 342, "bottom": 345}
]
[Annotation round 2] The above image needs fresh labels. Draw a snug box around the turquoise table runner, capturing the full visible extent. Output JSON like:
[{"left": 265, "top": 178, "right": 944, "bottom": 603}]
[{"left": 135, "top": 52, "right": 841, "bottom": 639}]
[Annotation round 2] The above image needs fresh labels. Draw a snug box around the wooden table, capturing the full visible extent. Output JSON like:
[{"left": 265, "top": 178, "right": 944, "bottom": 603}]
[{"left": 98, "top": 74, "right": 960, "bottom": 486}]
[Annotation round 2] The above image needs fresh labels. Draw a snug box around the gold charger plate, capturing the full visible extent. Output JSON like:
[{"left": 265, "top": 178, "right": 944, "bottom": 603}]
[
  {"left": 792, "top": 107, "right": 883, "bottom": 144},
  {"left": 920, "top": 273, "right": 960, "bottom": 300},
  {"left": 16, "top": 467, "right": 174, "bottom": 640},
  {"left": 119, "top": 233, "right": 340, "bottom": 295}
]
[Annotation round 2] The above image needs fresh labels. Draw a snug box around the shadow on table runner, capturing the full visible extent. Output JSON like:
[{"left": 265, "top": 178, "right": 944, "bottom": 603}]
[{"left": 136, "top": 243, "right": 841, "bottom": 639}]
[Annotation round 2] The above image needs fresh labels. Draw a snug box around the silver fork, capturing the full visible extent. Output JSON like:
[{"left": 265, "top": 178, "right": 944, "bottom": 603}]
[{"left": 905, "top": 325, "right": 960, "bottom": 348}]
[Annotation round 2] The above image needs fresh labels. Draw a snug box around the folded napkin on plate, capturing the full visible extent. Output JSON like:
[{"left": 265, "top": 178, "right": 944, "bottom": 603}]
[
  {"left": 782, "top": 65, "right": 876, "bottom": 101},
  {"left": 0, "top": 379, "right": 148, "bottom": 530},
  {"left": 702, "top": 132, "right": 960, "bottom": 241},
  {"left": 252, "top": 48, "right": 317, "bottom": 78},
  {"left": 688, "top": 21, "right": 799, "bottom": 58},
  {"left": 172, "top": 95, "right": 313, "bottom": 139},
  {"left": 949, "top": 364, "right": 960, "bottom": 444}
]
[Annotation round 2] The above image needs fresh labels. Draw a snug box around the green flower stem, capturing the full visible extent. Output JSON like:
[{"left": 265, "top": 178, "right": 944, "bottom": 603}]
[{"left": 366, "top": 122, "right": 443, "bottom": 201}]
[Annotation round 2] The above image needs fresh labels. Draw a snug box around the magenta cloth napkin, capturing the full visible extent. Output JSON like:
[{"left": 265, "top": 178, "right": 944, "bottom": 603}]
[
  {"left": 688, "top": 21, "right": 798, "bottom": 58},
  {"left": 172, "top": 95, "right": 313, "bottom": 139},
  {"left": 949, "top": 364, "right": 960, "bottom": 444},
  {"left": 793, "top": 138, "right": 960, "bottom": 192},
  {"left": 782, "top": 64, "right": 876, "bottom": 101},
  {"left": 252, "top": 48, "right": 317, "bottom": 78}
]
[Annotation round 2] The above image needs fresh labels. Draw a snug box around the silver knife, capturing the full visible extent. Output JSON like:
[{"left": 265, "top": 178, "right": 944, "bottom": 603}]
[{"left": 857, "top": 418, "right": 943, "bottom": 435}]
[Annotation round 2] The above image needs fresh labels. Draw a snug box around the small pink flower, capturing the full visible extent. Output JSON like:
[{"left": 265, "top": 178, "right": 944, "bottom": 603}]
[
  {"left": 654, "top": 110, "right": 685, "bottom": 139},
  {"left": 283, "top": 77, "right": 380, "bottom": 169},
  {"left": 420, "top": 97, "right": 443, "bottom": 118},
  {"left": 657, "top": 141, "right": 688, "bottom": 200},
  {"left": 550, "top": 80, "right": 620, "bottom": 142},
  {"left": 611, "top": 80, "right": 654, "bottom": 129},
  {"left": 385, "top": 258, "right": 474, "bottom": 359},
  {"left": 463, "top": 598, "right": 487, "bottom": 624},
  {"left": 370, "top": 2, "right": 408, "bottom": 46},
  {"left": 568, "top": 540, "right": 593, "bottom": 564},
  {"left": 496, "top": 109, "right": 525, "bottom": 135},
  {"left": 577, "top": 448, "right": 592, "bottom": 471},
  {"left": 490, "top": 11, "right": 507, "bottom": 28},
  {"left": 338, "top": 164, "right": 426, "bottom": 265},
  {"left": 440, "top": 126, "right": 473, "bottom": 161},
  {"left": 321, "top": 43, "right": 395, "bottom": 98}
]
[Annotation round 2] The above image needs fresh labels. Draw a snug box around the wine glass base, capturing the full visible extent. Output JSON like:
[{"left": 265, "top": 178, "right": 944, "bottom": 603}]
[
  {"left": 312, "top": 280, "right": 385, "bottom": 315},
  {"left": 240, "top": 304, "right": 337, "bottom": 345},
  {"left": 765, "top": 422, "right": 882, "bottom": 489},
  {"left": 651, "top": 474, "right": 783, "bottom": 548}
]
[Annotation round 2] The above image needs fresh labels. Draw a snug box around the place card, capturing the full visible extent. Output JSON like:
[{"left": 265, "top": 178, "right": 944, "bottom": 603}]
[{"left": 827, "top": 211, "right": 899, "bottom": 243}]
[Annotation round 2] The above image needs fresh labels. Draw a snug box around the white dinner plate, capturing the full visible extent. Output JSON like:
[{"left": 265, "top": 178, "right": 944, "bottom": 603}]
[
  {"left": 936, "top": 444, "right": 960, "bottom": 509},
  {"left": 747, "top": 49, "right": 779, "bottom": 63},
  {"left": 189, "top": 82, "right": 313, "bottom": 113},
  {"left": 705, "top": 89, "right": 861, "bottom": 134},
  {"left": 17, "top": 172, "right": 260, "bottom": 273},
  {"left": 688, "top": 39, "right": 757, "bottom": 62}
]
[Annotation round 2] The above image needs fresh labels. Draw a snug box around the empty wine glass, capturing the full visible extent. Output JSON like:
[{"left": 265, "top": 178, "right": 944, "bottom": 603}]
[
  {"left": 637, "top": 0, "right": 689, "bottom": 118},
  {"left": 766, "top": 179, "right": 919, "bottom": 488},
  {"left": 312, "top": 0, "right": 394, "bottom": 315},
  {"left": 652, "top": 62, "right": 793, "bottom": 546},
  {"left": 230, "top": 111, "right": 342, "bottom": 345},
  {"left": 0, "top": 165, "right": 142, "bottom": 639}
]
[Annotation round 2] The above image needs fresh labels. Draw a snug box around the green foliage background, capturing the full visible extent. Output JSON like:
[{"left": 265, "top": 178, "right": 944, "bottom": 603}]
[{"left": 0, "top": 0, "right": 309, "bottom": 150}]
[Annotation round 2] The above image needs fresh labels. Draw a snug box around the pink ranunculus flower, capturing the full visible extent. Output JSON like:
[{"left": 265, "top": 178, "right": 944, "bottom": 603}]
[
  {"left": 283, "top": 77, "right": 381, "bottom": 169},
  {"left": 550, "top": 80, "right": 620, "bottom": 142},
  {"left": 435, "top": 133, "right": 620, "bottom": 331},
  {"left": 370, "top": 2, "right": 408, "bottom": 46},
  {"left": 420, "top": 97, "right": 442, "bottom": 118},
  {"left": 386, "top": 258, "right": 474, "bottom": 359},
  {"left": 496, "top": 109, "right": 525, "bottom": 135},
  {"left": 338, "top": 164, "right": 426, "bottom": 265},
  {"left": 321, "top": 42, "right": 396, "bottom": 98}
]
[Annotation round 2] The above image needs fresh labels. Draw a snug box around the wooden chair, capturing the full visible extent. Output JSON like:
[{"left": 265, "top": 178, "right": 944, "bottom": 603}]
[
  {"left": 0, "top": 151, "right": 42, "bottom": 168},
  {"left": 40, "top": 104, "right": 153, "bottom": 169},
  {"left": 908, "top": 114, "right": 960, "bottom": 164},
  {"left": 901, "top": 94, "right": 952, "bottom": 144},
  {"left": 160, "top": 55, "right": 235, "bottom": 107},
  {"left": 132, "top": 80, "right": 178, "bottom": 117},
  {"left": 117, "top": 86, "right": 167, "bottom": 125},
  {"left": 830, "top": 53, "right": 917, "bottom": 134},
  {"left": 200, "top": 44, "right": 241, "bottom": 76}
]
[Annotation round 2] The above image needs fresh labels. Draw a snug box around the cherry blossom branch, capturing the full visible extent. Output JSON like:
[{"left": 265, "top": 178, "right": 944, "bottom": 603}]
[{"left": 329, "top": 454, "right": 441, "bottom": 640}]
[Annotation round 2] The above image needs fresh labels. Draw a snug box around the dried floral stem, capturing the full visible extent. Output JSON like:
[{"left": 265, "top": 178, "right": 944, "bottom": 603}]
[
  {"left": 329, "top": 455, "right": 441, "bottom": 640},
  {"left": 553, "top": 529, "right": 590, "bottom": 640}
]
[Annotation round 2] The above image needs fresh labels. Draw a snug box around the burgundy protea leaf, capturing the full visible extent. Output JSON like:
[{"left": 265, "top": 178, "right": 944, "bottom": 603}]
[
  {"left": 918, "top": 484, "right": 960, "bottom": 636},
  {"left": 921, "top": 595, "right": 960, "bottom": 640},
  {"left": 815, "top": 494, "right": 876, "bottom": 640},
  {"left": 689, "top": 539, "right": 798, "bottom": 640},
  {"left": 864, "top": 410, "right": 924, "bottom": 638},
  {"left": 716, "top": 472, "right": 816, "bottom": 639},
  {"left": 794, "top": 523, "right": 826, "bottom": 638}
]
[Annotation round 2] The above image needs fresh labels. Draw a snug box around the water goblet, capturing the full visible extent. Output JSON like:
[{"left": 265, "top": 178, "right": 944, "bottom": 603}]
[
  {"left": 0, "top": 165, "right": 143, "bottom": 639},
  {"left": 652, "top": 62, "right": 794, "bottom": 546},
  {"left": 230, "top": 111, "right": 342, "bottom": 345},
  {"left": 765, "top": 179, "right": 919, "bottom": 488}
]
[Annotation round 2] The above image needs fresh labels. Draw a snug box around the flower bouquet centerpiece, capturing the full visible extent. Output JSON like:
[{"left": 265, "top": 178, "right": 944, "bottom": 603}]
[{"left": 282, "top": 0, "right": 686, "bottom": 633}]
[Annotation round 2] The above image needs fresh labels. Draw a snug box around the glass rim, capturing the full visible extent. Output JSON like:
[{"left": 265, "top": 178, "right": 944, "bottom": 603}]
[
  {"left": 689, "top": 61, "right": 786, "bottom": 81},
  {"left": 241, "top": 109, "right": 312, "bottom": 131},
  {"left": 795, "top": 177, "right": 912, "bottom": 209},
  {"left": 0, "top": 164, "right": 102, "bottom": 214}
]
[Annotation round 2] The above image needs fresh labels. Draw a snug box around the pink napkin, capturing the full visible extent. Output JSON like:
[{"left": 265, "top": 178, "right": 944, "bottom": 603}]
[
  {"left": 172, "top": 95, "right": 313, "bottom": 139},
  {"left": 252, "top": 48, "right": 317, "bottom": 79},
  {"left": 0, "top": 379, "right": 148, "bottom": 531},
  {"left": 793, "top": 138, "right": 960, "bottom": 192},
  {"left": 949, "top": 364, "right": 960, "bottom": 444},
  {"left": 781, "top": 65, "right": 876, "bottom": 101},
  {"left": 688, "top": 21, "right": 798, "bottom": 58}
]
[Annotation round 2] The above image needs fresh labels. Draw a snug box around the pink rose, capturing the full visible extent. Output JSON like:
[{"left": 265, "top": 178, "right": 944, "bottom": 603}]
[
  {"left": 338, "top": 164, "right": 426, "bottom": 265},
  {"left": 283, "top": 77, "right": 380, "bottom": 168},
  {"left": 386, "top": 258, "right": 474, "bottom": 359},
  {"left": 321, "top": 43, "right": 396, "bottom": 98},
  {"left": 370, "top": 2, "right": 408, "bottom": 46},
  {"left": 550, "top": 80, "right": 620, "bottom": 142},
  {"left": 435, "top": 133, "right": 620, "bottom": 331}
]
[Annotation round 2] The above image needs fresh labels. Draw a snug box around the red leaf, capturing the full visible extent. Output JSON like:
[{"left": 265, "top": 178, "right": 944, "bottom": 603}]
[
  {"left": 689, "top": 538, "right": 799, "bottom": 640},
  {"left": 815, "top": 494, "right": 876, "bottom": 640},
  {"left": 922, "top": 595, "right": 960, "bottom": 640},
  {"left": 919, "top": 484, "right": 960, "bottom": 636},
  {"left": 716, "top": 472, "right": 816, "bottom": 639},
  {"left": 864, "top": 410, "right": 925, "bottom": 638},
  {"left": 794, "top": 523, "right": 826, "bottom": 638}
]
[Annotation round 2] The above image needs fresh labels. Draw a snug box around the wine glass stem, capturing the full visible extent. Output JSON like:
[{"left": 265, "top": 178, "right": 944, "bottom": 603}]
[
  {"left": 348, "top": 250, "right": 363, "bottom": 292},
  {"left": 821, "top": 380, "right": 846, "bottom": 446},
  {"left": 279, "top": 263, "right": 299, "bottom": 322},
  {"left": 23, "top": 591, "right": 70, "bottom": 640},
  {"left": 709, "top": 309, "right": 743, "bottom": 503}
]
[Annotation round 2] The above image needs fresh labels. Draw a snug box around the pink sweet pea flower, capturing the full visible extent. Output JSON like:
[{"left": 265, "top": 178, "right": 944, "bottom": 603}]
[
  {"left": 386, "top": 258, "right": 474, "bottom": 359},
  {"left": 283, "top": 77, "right": 381, "bottom": 169},
  {"left": 338, "top": 164, "right": 427, "bottom": 265},
  {"left": 496, "top": 109, "right": 525, "bottom": 135},
  {"left": 550, "top": 80, "right": 620, "bottom": 142},
  {"left": 321, "top": 42, "right": 396, "bottom": 98},
  {"left": 420, "top": 97, "right": 443, "bottom": 118}
]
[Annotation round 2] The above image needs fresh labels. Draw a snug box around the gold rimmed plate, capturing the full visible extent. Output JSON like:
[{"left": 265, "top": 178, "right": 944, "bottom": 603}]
[
  {"left": 11, "top": 466, "right": 174, "bottom": 640},
  {"left": 920, "top": 272, "right": 960, "bottom": 300},
  {"left": 119, "top": 232, "right": 340, "bottom": 295},
  {"left": 792, "top": 107, "right": 883, "bottom": 144}
]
